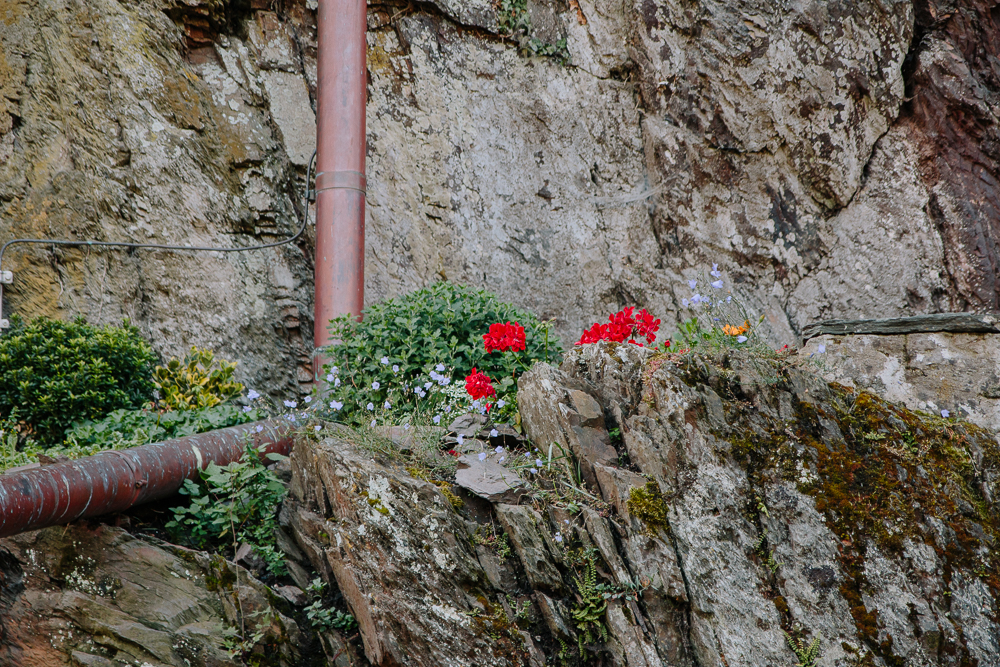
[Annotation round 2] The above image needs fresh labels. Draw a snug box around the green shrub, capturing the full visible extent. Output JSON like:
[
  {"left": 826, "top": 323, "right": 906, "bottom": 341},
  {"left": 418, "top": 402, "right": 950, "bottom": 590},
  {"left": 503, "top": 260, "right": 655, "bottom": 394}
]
[
  {"left": 0, "top": 415, "right": 41, "bottom": 473},
  {"left": 320, "top": 282, "right": 560, "bottom": 425},
  {"left": 166, "top": 441, "right": 287, "bottom": 577},
  {"left": 153, "top": 347, "right": 243, "bottom": 411},
  {"left": 60, "top": 404, "right": 263, "bottom": 458},
  {"left": 0, "top": 315, "right": 157, "bottom": 443}
]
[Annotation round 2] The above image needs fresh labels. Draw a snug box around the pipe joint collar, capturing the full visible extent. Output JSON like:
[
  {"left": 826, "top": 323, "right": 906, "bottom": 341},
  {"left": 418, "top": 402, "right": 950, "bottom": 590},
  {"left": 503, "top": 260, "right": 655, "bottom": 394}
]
[{"left": 315, "top": 170, "right": 367, "bottom": 195}]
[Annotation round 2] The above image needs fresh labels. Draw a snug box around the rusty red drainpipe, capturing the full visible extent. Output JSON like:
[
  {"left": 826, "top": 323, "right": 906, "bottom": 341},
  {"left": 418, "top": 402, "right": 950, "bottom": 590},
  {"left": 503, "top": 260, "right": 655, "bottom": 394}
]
[
  {"left": 313, "top": 0, "right": 367, "bottom": 372},
  {"left": 0, "top": 420, "right": 294, "bottom": 539}
]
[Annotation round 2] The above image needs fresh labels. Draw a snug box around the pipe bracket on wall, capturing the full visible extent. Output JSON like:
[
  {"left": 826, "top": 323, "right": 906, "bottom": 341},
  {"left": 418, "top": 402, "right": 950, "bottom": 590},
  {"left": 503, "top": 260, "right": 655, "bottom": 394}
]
[{"left": 315, "top": 170, "right": 367, "bottom": 195}]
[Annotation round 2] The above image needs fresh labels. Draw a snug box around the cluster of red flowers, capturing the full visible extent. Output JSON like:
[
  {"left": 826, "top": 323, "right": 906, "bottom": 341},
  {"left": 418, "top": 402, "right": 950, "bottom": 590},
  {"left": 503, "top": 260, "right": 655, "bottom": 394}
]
[
  {"left": 483, "top": 321, "right": 526, "bottom": 354},
  {"left": 464, "top": 367, "right": 496, "bottom": 400},
  {"left": 576, "top": 307, "right": 663, "bottom": 347}
]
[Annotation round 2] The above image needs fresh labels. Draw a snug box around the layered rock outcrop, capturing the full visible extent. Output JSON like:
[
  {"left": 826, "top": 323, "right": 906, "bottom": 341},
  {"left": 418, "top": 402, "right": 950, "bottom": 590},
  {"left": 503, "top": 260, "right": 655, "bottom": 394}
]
[
  {"left": 277, "top": 341, "right": 999, "bottom": 666},
  {"left": 3, "top": 0, "right": 999, "bottom": 390}
]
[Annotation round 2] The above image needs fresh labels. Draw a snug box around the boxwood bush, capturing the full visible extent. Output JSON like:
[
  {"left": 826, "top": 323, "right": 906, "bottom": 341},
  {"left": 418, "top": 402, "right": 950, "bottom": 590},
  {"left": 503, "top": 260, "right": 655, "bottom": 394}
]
[{"left": 0, "top": 315, "right": 157, "bottom": 444}]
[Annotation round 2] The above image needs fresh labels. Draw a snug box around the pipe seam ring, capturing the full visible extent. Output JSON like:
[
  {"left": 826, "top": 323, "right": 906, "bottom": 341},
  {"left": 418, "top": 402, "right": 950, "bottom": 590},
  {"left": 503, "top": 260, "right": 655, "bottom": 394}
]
[{"left": 315, "top": 170, "right": 367, "bottom": 195}]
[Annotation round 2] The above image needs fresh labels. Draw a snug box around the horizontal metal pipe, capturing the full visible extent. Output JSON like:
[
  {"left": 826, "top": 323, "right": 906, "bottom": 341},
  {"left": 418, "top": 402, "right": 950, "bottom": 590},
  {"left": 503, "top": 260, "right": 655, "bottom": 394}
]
[{"left": 0, "top": 420, "right": 294, "bottom": 538}]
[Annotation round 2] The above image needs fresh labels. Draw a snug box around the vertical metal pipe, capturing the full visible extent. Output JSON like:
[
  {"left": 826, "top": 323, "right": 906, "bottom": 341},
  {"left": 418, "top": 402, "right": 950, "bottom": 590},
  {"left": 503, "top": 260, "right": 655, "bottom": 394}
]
[{"left": 314, "top": 0, "right": 367, "bottom": 368}]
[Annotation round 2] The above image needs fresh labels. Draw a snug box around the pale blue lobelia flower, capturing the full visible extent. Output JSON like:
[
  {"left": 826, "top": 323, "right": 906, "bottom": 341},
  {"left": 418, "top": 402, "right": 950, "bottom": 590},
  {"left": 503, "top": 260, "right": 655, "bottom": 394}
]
[
  {"left": 304, "top": 396, "right": 312, "bottom": 403},
  {"left": 688, "top": 279, "right": 697, "bottom": 289},
  {"left": 941, "top": 409, "right": 950, "bottom": 418},
  {"left": 283, "top": 400, "right": 297, "bottom": 408},
  {"left": 529, "top": 468, "right": 537, "bottom": 474},
  {"left": 247, "top": 389, "right": 260, "bottom": 400},
  {"left": 737, "top": 335, "right": 748, "bottom": 343},
  {"left": 384, "top": 400, "right": 391, "bottom": 409},
  {"left": 435, "top": 363, "right": 446, "bottom": 372},
  {"left": 255, "top": 424, "right": 264, "bottom": 433},
  {"left": 392, "top": 365, "right": 399, "bottom": 373},
  {"left": 711, "top": 280, "right": 723, "bottom": 289},
  {"left": 682, "top": 298, "right": 689, "bottom": 307},
  {"left": 490, "top": 429, "right": 499, "bottom": 438},
  {"left": 381, "top": 357, "right": 389, "bottom": 365},
  {"left": 372, "top": 381, "right": 380, "bottom": 390},
  {"left": 495, "top": 446, "right": 504, "bottom": 454},
  {"left": 554, "top": 533, "right": 563, "bottom": 543},
  {"left": 536, "top": 459, "right": 543, "bottom": 467},
  {"left": 315, "top": 425, "right": 322, "bottom": 431},
  {"left": 711, "top": 263, "right": 722, "bottom": 278},
  {"left": 242, "top": 406, "right": 252, "bottom": 413},
  {"left": 817, "top": 343, "right": 826, "bottom": 353},
  {"left": 366, "top": 402, "right": 374, "bottom": 411},
  {"left": 496, "top": 399, "right": 505, "bottom": 408},
  {"left": 330, "top": 400, "right": 343, "bottom": 410},
  {"left": 433, "top": 414, "right": 441, "bottom": 424},
  {"left": 370, "top": 419, "right": 376, "bottom": 427},
  {"left": 334, "top": 377, "right": 341, "bottom": 387},
  {"left": 478, "top": 452, "right": 487, "bottom": 461},
  {"left": 457, "top": 434, "right": 465, "bottom": 445},
  {"left": 325, "top": 374, "right": 334, "bottom": 382}
]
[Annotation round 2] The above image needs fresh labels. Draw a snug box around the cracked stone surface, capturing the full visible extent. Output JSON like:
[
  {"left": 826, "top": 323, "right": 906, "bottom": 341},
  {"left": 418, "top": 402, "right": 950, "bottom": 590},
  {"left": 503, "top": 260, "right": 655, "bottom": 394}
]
[{"left": 3, "top": 0, "right": 999, "bottom": 388}]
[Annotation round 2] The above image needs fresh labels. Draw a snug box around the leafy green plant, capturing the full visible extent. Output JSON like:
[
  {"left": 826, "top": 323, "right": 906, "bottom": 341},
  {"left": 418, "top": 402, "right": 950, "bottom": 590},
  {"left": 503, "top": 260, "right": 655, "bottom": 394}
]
[
  {"left": 0, "top": 315, "right": 156, "bottom": 443},
  {"left": 784, "top": 631, "right": 821, "bottom": 667},
  {"left": 321, "top": 282, "right": 560, "bottom": 426},
  {"left": 569, "top": 548, "right": 609, "bottom": 655},
  {"left": 153, "top": 347, "right": 243, "bottom": 411},
  {"left": 0, "top": 415, "right": 41, "bottom": 472},
  {"left": 62, "top": 404, "right": 263, "bottom": 456},
  {"left": 304, "top": 578, "right": 357, "bottom": 632},
  {"left": 166, "top": 441, "right": 288, "bottom": 577}
]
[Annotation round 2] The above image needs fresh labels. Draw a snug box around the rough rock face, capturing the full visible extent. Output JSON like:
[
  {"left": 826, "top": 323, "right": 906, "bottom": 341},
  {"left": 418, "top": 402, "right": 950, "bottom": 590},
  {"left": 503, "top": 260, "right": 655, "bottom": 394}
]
[
  {"left": 279, "top": 341, "right": 998, "bottom": 666},
  {"left": 0, "top": 523, "right": 310, "bottom": 666},
  {"left": 3, "top": 0, "right": 999, "bottom": 389},
  {"left": 800, "top": 332, "right": 1000, "bottom": 432}
]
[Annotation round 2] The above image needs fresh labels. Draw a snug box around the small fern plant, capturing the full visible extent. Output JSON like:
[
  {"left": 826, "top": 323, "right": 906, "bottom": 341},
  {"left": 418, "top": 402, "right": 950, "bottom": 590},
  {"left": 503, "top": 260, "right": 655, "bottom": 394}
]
[
  {"left": 784, "top": 631, "right": 821, "bottom": 667},
  {"left": 570, "top": 551, "right": 609, "bottom": 656}
]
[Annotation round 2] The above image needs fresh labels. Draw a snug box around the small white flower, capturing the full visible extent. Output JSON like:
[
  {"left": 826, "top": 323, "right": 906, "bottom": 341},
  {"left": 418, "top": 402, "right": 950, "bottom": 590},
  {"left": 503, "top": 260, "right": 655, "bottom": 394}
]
[
  {"left": 367, "top": 402, "right": 374, "bottom": 411},
  {"left": 372, "top": 381, "right": 380, "bottom": 390},
  {"left": 817, "top": 343, "right": 826, "bottom": 354},
  {"left": 497, "top": 399, "right": 505, "bottom": 408},
  {"left": 941, "top": 409, "right": 950, "bottom": 418},
  {"left": 737, "top": 335, "right": 748, "bottom": 343},
  {"left": 536, "top": 459, "right": 544, "bottom": 467},
  {"left": 247, "top": 389, "right": 260, "bottom": 400},
  {"left": 529, "top": 468, "right": 538, "bottom": 474},
  {"left": 384, "top": 400, "right": 391, "bottom": 409},
  {"left": 436, "top": 363, "right": 446, "bottom": 372},
  {"left": 304, "top": 396, "right": 312, "bottom": 403},
  {"left": 496, "top": 446, "right": 504, "bottom": 454},
  {"left": 283, "top": 400, "right": 298, "bottom": 408},
  {"left": 330, "top": 401, "right": 343, "bottom": 410},
  {"left": 392, "top": 364, "right": 399, "bottom": 373},
  {"left": 315, "top": 425, "right": 322, "bottom": 431},
  {"left": 478, "top": 452, "right": 487, "bottom": 461},
  {"left": 688, "top": 279, "right": 697, "bottom": 290},
  {"left": 711, "top": 280, "right": 723, "bottom": 289},
  {"left": 242, "top": 406, "right": 252, "bottom": 413},
  {"left": 381, "top": 357, "right": 389, "bottom": 365},
  {"left": 433, "top": 414, "right": 442, "bottom": 424},
  {"left": 490, "top": 429, "right": 499, "bottom": 438}
]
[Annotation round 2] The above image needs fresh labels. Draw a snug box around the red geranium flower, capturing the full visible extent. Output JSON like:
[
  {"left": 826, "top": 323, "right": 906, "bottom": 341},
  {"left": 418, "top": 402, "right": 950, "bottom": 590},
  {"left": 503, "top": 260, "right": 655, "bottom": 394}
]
[
  {"left": 576, "top": 306, "right": 661, "bottom": 346},
  {"left": 465, "top": 367, "right": 496, "bottom": 400},
  {"left": 483, "top": 321, "right": 526, "bottom": 354}
]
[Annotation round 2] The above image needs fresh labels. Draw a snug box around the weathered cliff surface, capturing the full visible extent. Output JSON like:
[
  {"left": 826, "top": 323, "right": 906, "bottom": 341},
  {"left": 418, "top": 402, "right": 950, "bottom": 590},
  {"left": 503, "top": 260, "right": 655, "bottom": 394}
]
[
  {"left": 279, "top": 342, "right": 999, "bottom": 666},
  {"left": 2, "top": 0, "right": 999, "bottom": 389}
]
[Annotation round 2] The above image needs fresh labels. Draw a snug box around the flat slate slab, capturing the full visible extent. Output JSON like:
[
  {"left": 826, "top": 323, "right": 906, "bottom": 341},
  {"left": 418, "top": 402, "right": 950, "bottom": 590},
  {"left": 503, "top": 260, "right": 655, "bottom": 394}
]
[{"left": 802, "top": 313, "right": 1000, "bottom": 340}]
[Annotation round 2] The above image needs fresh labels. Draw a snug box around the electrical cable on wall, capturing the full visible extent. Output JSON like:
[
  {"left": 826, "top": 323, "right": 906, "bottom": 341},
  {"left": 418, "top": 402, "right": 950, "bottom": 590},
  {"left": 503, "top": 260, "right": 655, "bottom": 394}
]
[{"left": 0, "top": 152, "right": 317, "bottom": 330}]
